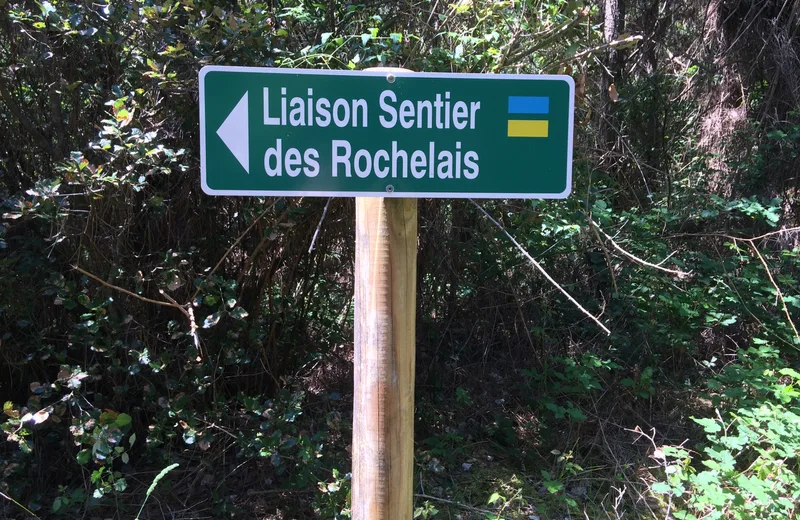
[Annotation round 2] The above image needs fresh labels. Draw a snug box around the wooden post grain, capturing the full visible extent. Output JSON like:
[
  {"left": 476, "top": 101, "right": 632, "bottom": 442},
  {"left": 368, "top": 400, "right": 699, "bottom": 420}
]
[{"left": 353, "top": 197, "right": 417, "bottom": 519}]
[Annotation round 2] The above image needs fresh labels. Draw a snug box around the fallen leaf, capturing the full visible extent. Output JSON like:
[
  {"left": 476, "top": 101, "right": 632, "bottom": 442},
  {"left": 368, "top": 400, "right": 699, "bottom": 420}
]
[
  {"left": 608, "top": 83, "right": 619, "bottom": 102},
  {"left": 576, "top": 72, "right": 587, "bottom": 105}
]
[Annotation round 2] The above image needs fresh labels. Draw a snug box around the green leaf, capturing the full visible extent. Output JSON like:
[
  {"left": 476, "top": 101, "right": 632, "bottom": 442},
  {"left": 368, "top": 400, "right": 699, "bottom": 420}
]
[
  {"left": 651, "top": 482, "right": 672, "bottom": 494},
  {"left": 114, "top": 478, "right": 128, "bottom": 492},
  {"left": 544, "top": 480, "right": 564, "bottom": 493},
  {"left": 487, "top": 492, "right": 502, "bottom": 505},
  {"left": 115, "top": 413, "right": 132, "bottom": 427},
  {"left": 779, "top": 367, "right": 800, "bottom": 379},
  {"left": 202, "top": 311, "right": 224, "bottom": 328},
  {"left": 693, "top": 417, "right": 721, "bottom": 434},
  {"left": 361, "top": 33, "right": 371, "bottom": 46},
  {"left": 229, "top": 306, "right": 249, "bottom": 319},
  {"left": 77, "top": 449, "right": 91, "bottom": 465}
]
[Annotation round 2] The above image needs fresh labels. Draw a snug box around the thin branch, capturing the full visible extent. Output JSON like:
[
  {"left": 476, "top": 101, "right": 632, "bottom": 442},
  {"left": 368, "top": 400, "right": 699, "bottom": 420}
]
[
  {"left": 0, "top": 491, "right": 40, "bottom": 519},
  {"left": 415, "top": 494, "right": 497, "bottom": 517},
  {"left": 668, "top": 227, "right": 800, "bottom": 346},
  {"left": 235, "top": 208, "right": 291, "bottom": 289},
  {"left": 549, "top": 34, "right": 644, "bottom": 69},
  {"left": 493, "top": 23, "right": 522, "bottom": 71},
  {"left": 160, "top": 289, "right": 199, "bottom": 351},
  {"left": 73, "top": 265, "right": 187, "bottom": 316},
  {"left": 246, "top": 488, "right": 313, "bottom": 496},
  {"left": 158, "top": 288, "right": 182, "bottom": 309},
  {"left": 667, "top": 226, "right": 800, "bottom": 243},
  {"left": 0, "top": 75, "right": 62, "bottom": 159},
  {"left": 588, "top": 217, "right": 619, "bottom": 294},
  {"left": 308, "top": 197, "right": 332, "bottom": 254},
  {"left": 192, "top": 199, "right": 279, "bottom": 301},
  {"left": 749, "top": 226, "right": 800, "bottom": 242},
  {"left": 470, "top": 200, "right": 611, "bottom": 335},
  {"left": 591, "top": 220, "right": 692, "bottom": 278},
  {"left": 500, "top": 14, "right": 586, "bottom": 68},
  {"left": 748, "top": 243, "right": 800, "bottom": 345}
]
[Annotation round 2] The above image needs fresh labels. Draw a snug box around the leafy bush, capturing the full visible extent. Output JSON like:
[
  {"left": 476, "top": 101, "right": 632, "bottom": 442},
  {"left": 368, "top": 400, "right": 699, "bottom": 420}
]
[{"left": 653, "top": 344, "right": 800, "bottom": 519}]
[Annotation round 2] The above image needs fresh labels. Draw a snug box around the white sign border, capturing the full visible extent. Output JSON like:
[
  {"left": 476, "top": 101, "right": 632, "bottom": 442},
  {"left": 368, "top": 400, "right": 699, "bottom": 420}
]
[{"left": 199, "top": 66, "right": 574, "bottom": 199}]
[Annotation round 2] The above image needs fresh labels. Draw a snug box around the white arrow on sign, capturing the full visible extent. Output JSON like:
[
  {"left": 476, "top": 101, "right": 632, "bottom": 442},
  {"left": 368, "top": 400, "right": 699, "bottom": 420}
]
[{"left": 216, "top": 92, "right": 249, "bottom": 174}]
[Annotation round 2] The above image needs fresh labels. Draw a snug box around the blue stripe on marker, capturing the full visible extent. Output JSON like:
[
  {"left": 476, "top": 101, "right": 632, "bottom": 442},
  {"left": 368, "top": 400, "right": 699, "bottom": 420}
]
[{"left": 507, "top": 96, "right": 549, "bottom": 115}]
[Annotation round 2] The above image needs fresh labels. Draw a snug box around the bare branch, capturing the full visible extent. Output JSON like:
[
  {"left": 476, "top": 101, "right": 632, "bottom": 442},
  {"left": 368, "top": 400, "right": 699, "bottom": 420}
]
[
  {"left": 588, "top": 217, "right": 619, "bottom": 294},
  {"left": 415, "top": 494, "right": 496, "bottom": 517},
  {"left": 470, "top": 200, "right": 611, "bottom": 335},
  {"left": 192, "top": 199, "right": 280, "bottom": 302},
  {"left": 591, "top": 220, "right": 692, "bottom": 278},
  {"left": 308, "top": 197, "right": 333, "bottom": 254},
  {"left": 748, "top": 243, "right": 800, "bottom": 345},
  {"left": 73, "top": 265, "right": 188, "bottom": 317}
]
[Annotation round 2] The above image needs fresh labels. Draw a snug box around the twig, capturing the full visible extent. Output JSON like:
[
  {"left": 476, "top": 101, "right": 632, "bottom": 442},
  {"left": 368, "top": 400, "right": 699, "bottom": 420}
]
[
  {"left": 308, "top": 197, "right": 332, "bottom": 254},
  {"left": 470, "top": 200, "right": 611, "bottom": 335},
  {"left": 590, "top": 220, "right": 692, "bottom": 278},
  {"left": 656, "top": 250, "right": 678, "bottom": 267},
  {"left": 748, "top": 243, "right": 800, "bottom": 345},
  {"left": 186, "top": 306, "right": 200, "bottom": 349},
  {"left": 192, "top": 200, "right": 280, "bottom": 302},
  {"left": 160, "top": 289, "right": 200, "bottom": 352},
  {"left": 74, "top": 265, "right": 187, "bottom": 316},
  {"left": 501, "top": 14, "right": 586, "bottom": 68},
  {"left": 235, "top": 207, "right": 291, "bottom": 289},
  {"left": 668, "top": 227, "right": 800, "bottom": 345},
  {"left": 588, "top": 217, "right": 619, "bottom": 294},
  {"left": 714, "top": 243, "right": 797, "bottom": 350},
  {"left": 749, "top": 226, "right": 800, "bottom": 242},
  {"left": 493, "top": 24, "right": 522, "bottom": 71},
  {"left": 246, "top": 488, "right": 314, "bottom": 496},
  {"left": 415, "top": 494, "right": 497, "bottom": 517},
  {"left": 549, "top": 34, "right": 644, "bottom": 69},
  {"left": 667, "top": 226, "right": 800, "bottom": 243},
  {"left": 1, "top": 490, "right": 41, "bottom": 519},
  {"left": 625, "top": 426, "right": 670, "bottom": 520}
]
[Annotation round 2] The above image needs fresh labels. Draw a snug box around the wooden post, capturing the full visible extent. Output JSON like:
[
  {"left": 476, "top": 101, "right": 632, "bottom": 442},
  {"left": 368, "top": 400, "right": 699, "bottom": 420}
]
[{"left": 353, "top": 196, "right": 417, "bottom": 519}]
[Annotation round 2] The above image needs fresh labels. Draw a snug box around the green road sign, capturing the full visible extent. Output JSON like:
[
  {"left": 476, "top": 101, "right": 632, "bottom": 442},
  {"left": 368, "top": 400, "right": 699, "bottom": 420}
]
[{"left": 200, "top": 67, "right": 573, "bottom": 198}]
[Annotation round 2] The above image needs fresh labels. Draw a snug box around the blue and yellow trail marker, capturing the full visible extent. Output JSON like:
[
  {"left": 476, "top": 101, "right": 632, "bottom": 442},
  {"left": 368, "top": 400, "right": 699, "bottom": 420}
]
[
  {"left": 200, "top": 68, "right": 574, "bottom": 199},
  {"left": 507, "top": 96, "right": 550, "bottom": 138}
]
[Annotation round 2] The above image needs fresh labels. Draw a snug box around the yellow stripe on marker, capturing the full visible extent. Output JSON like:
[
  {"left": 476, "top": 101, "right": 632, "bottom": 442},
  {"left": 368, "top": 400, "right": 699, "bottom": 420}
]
[{"left": 507, "top": 120, "right": 549, "bottom": 138}]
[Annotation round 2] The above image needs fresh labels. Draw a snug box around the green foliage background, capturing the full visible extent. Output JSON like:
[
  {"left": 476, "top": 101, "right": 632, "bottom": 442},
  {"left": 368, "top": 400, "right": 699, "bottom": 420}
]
[{"left": 1, "top": 0, "right": 799, "bottom": 518}]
